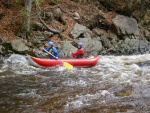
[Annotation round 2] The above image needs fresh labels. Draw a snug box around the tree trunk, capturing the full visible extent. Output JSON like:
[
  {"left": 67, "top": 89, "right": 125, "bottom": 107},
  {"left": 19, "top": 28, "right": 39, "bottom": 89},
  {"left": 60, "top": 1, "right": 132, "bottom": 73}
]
[
  {"left": 140, "top": 0, "right": 145, "bottom": 18},
  {"left": 25, "top": 0, "right": 32, "bottom": 34}
]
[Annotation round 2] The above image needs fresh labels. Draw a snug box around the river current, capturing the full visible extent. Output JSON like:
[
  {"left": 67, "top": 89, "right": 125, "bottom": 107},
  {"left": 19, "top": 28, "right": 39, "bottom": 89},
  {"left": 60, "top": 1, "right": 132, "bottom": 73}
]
[{"left": 0, "top": 54, "right": 150, "bottom": 113}]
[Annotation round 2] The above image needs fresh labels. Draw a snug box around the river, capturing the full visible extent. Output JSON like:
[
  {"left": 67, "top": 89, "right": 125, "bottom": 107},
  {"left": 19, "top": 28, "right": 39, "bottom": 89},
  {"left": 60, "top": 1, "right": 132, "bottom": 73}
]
[{"left": 0, "top": 54, "right": 150, "bottom": 113}]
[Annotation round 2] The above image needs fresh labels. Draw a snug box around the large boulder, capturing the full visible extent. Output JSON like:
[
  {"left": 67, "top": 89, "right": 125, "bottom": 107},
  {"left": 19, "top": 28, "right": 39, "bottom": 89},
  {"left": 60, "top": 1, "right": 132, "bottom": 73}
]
[
  {"left": 121, "top": 38, "right": 140, "bottom": 54},
  {"left": 70, "top": 23, "right": 87, "bottom": 39},
  {"left": 112, "top": 15, "right": 139, "bottom": 36},
  {"left": 115, "top": 37, "right": 150, "bottom": 54},
  {"left": 11, "top": 39, "right": 30, "bottom": 52},
  {"left": 77, "top": 32, "right": 102, "bottom": 56},
  {"left": 60, "top": 42, "right": 77, "bottom": 57}
]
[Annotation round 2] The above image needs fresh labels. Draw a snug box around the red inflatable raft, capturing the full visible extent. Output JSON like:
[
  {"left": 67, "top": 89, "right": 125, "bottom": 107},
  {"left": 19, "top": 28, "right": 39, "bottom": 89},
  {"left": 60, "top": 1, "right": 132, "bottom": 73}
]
[{"left": 27, "top": 55, "right": 100, "bottom": 67}]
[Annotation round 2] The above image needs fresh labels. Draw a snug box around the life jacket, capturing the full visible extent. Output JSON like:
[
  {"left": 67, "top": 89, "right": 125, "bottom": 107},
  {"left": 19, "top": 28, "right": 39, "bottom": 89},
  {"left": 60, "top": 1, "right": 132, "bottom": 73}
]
[
  {"left": 49, "top": 48, "right": 54, "bottom": 55},
  {"left": 43, "top": 47, "right": 59, "bottom": 59},
  {"left": 50, "top": 47, "right": 59, "bottom": 59},
  {"left": 76, "top": 48, "right": 84, "bottom": 58}
]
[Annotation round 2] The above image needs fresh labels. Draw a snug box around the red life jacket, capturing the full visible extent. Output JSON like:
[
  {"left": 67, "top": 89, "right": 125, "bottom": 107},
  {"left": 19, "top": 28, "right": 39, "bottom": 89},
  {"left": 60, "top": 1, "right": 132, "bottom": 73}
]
[{"left": 71, "top": 48, "right": 84, "bottom": 58}]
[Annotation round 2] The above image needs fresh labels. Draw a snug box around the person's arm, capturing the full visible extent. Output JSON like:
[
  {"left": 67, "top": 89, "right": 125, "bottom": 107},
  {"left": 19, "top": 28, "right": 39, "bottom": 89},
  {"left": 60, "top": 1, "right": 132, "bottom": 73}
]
[
  {"left": 71, "top": 49, "right": 82, "bottom": 57},
  {"left": 42, "top": 48, "right": 50, "bottom": 53},
  {"left": 52, "top": 48, "right": 59, "bottom": 59},
  {"left": 71, "top": 51, "right": 78, "bottom": 57},
  {"left": 72, "top": 48, "right": 84, "bottom": 58}
]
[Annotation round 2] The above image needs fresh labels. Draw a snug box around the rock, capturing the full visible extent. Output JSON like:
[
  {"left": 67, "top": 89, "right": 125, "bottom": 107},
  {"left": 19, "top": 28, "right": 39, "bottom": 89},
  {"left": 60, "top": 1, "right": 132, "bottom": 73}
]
[
  {"left": 119, "top": 38, "right": 139, "bottom": 54},
  {"left": 144, "top": 30, "right": 150, "bottom": 41},
  {"left": 33, "top": 49, "right": 48, "bottom": 58},
  {"left": 33, "top": 35, "right": 45, "bottom": 43},
  {"left": 138, "top": 39, "right": 150, "bottom": 53},
  {"left": 112, "top": 15, "right": 139, "bottom": 36},
  {"left": 77, "top": 32, "right": 102, "bottom": 56},
  {"left": 73, "top": 12, "right": 80, "bottom": 20},
  {"left": 60, "top": 42, "right": 77, "bottom": 57},
  {"left": 70, "top": 23, "right": 87, "bottom": 39},
  {"left": 108, "top": 31, "right": 118, "bottom": 45},
  {"left": 100, "top": 35, "right": 111, "bottom": 48},
  {"left": 0, "top": 37, "right": 7, "bottom": 44},
  {"left": 0, "top": 45, "right": 3, "bottom": 53},
  {"left": 148, "top": 26, "right": 150, "bottom": 32},
  {"left": 43, "top": 31, "right": 53, "bottom": 37},
  {"left": 92, "top": 28, "right": 107, "bottom": 36},
  {"left": 11, "top": 39, "right": 29, "bottom": 52},
  {"left": 115, "top": 37, "right": 150, "bottom": 54}
]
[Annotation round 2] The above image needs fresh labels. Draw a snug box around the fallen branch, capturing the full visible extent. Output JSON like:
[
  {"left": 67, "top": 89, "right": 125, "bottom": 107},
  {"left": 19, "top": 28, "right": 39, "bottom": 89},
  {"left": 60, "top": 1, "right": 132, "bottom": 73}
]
[
  {"left": 35, "top": 2, "right": 62, "bottom": 34},
  {"left": 38, "top": 14, "right": 61, "bottom": 34}
]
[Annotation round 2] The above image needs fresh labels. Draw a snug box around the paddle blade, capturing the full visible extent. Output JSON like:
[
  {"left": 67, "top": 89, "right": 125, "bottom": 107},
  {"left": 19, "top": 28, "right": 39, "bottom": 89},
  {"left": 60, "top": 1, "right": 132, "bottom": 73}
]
[{"left": 63, "top": 62, "right": 73, "bottom": 69}]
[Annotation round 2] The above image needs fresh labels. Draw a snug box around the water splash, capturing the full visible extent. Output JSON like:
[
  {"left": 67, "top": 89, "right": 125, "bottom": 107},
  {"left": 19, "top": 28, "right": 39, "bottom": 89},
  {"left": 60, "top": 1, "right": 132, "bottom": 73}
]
[
  {"left": 0, "top": 54, "right": 150, "bottom": 113},
  {"left": 2, "top": 54, "right": 42, "bottom": 75}
]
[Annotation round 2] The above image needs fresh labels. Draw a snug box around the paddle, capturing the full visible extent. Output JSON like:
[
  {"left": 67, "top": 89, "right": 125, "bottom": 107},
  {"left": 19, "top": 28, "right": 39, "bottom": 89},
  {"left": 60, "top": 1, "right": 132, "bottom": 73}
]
[{"left": 43, "top": 48, "right": 73, "bottom": 69}]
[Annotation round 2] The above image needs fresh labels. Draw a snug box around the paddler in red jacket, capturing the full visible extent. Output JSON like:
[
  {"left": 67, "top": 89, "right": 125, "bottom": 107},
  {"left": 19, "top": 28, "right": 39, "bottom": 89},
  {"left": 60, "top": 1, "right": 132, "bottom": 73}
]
[{"left": 71, "top": 42, "right": 84, "bottom": 58}]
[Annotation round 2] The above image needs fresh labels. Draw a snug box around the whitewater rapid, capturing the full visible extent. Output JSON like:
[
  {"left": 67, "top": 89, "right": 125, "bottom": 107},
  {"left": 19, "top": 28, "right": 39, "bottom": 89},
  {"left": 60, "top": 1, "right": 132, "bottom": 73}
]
[{"left": 0, "top": 54, "right": 150, "bottom": 113}]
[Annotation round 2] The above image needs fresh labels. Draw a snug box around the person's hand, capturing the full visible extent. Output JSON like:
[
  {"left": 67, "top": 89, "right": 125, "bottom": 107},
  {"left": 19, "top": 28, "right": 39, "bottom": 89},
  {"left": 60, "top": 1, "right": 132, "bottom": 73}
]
[
  {"left": 70, "top": 52, "right": 72, "bottom": 54},
  {"left": 55, "top": 57, "right": 58, "bottom": 60}
]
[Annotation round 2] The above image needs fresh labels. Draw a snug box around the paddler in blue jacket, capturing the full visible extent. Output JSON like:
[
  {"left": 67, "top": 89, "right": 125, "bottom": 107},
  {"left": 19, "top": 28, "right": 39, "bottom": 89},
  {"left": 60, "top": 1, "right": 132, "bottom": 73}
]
[{"left": 43, "top": 41, "right": 59, "bottom": 59}]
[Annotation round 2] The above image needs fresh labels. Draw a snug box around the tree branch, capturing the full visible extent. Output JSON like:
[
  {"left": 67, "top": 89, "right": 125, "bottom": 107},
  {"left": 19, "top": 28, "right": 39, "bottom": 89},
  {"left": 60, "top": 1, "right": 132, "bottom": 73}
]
[
  {"left": 38, "top": 14, "right": 61, "bottom": 34},
  {"left": 36, "top": 2, "right": 61, "bottom": 34}
]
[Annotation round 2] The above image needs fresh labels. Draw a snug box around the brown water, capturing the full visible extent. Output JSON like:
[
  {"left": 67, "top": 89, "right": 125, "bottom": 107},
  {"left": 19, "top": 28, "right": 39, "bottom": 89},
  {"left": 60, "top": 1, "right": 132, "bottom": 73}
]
[{"left": 0, "top": 54, "right": 150, "bottom": 113}]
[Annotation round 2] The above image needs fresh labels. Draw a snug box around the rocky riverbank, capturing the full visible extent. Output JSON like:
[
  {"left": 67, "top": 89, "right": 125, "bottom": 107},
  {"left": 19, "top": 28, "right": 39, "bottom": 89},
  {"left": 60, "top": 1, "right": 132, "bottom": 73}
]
[{"left": 0, "top": 0, "right": 150, "bottom": 57}]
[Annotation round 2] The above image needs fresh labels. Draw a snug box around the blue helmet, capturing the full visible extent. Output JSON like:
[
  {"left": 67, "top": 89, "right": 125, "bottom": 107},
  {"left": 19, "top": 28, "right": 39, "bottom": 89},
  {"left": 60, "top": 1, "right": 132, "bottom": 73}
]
[
  {"left": 48, "top": 41, "right": 54, "bottom": 46},
  {"left": 78, "top": 42, "right": 83, "bottom": 47}
]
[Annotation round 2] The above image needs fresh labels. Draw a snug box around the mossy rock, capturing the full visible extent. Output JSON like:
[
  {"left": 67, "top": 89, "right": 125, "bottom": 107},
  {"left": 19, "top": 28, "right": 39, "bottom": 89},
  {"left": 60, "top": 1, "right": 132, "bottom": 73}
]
[{"left": 2, "top": 43, "right": 36, "bottom": 56}]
